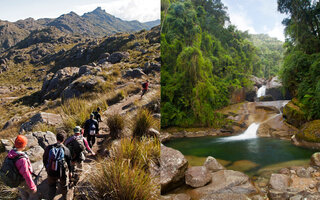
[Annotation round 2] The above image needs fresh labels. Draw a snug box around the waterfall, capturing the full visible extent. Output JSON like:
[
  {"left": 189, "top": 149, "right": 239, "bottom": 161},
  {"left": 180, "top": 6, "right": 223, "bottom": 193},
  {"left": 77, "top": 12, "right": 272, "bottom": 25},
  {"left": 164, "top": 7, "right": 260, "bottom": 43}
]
[
  {"left": 257, "top": 85, "right": 266, "bottom": 98},
  {"left": 220, "top": 123, "right": 260, "bottom": 141}
]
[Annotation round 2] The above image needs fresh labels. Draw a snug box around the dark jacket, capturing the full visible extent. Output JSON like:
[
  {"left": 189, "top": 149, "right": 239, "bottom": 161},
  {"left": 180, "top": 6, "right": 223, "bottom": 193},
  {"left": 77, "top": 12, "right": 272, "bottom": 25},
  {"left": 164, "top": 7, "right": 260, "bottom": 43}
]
[
  {"left": 92, "top": 111, "right": 102, "bottom": 122},
  {"left": 84, "top": 118, "right": 99, "bottom": 136},
  {"left": 43, "top": 143, "right": 72, "bottom": 175}
]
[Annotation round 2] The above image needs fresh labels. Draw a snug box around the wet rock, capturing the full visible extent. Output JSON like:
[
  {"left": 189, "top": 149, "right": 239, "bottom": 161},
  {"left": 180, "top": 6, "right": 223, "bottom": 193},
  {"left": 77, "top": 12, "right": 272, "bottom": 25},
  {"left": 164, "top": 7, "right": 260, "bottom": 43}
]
[
  {"left": 193, "top": 170, "right": 257, "bottom": 196},
  {"left": 20, "top": 112, "right": 63, "bottom": 132},
  {"left": 245, "top": 87, "right": 257, "bottom": 102},
  {"left": 26, "top": 146, "right": 44, "bottom": 162},
  {"left": 269, "top": 174, "right": 291, "bottom": 191},
  {"left": 266, "top": 76, "right": 291, "bottom": 100},
  {"left": 203, "top": 156, "right": 225, "bottom": 172},
  {"left": 257, "top": 115, "right": 294, "bottom": 138},
  {"left": 185, "top": 166, "right": 211, "bottom": 188},
  {"left": 258, "top": 94, "right": 274, "bottom": 101},
  {"left": 160, "top": 145, "right": 188, "bottom": 194},
  {"left": 123, "top": 68, "right": 146, "bottom": 79},
  {"left": 283, "top": 100, "right": 307, "bottom": 128}
]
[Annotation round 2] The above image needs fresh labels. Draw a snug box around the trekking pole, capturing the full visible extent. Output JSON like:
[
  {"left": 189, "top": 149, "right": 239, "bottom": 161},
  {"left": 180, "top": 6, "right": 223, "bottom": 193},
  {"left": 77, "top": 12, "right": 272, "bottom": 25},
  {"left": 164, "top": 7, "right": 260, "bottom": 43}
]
[{"left": 33, "top": 166, "right": 45, "bottom": 185}]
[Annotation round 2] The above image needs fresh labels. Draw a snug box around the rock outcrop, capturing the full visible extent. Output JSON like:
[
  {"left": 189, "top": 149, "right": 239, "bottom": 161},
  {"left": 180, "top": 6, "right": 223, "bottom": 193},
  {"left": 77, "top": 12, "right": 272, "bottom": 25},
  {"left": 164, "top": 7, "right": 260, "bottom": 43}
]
[
  {"left": 185, "top": 166, "right": 211, "bottom": 188},
  {"left": 160, "top": 145, "right": 188, "bottom": 194},
  {"left": 20, "top": 112, "right": 63, "bottom": 132},
  {"left": 283, "top": 100, "right": 307, "bottom": 128},
  {"left": 265, "top": 76, "right": 291, "bottom": 100}
]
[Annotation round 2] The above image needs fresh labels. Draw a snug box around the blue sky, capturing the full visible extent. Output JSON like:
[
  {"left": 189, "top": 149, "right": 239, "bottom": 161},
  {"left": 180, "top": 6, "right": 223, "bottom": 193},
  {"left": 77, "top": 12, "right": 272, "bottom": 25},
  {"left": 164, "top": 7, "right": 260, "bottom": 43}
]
[
  {"left": 222, "top": 0, "right": 287, "bottom": 41},
  {"left": 0, "top": 0, "right": 160, "bottom": 23}
]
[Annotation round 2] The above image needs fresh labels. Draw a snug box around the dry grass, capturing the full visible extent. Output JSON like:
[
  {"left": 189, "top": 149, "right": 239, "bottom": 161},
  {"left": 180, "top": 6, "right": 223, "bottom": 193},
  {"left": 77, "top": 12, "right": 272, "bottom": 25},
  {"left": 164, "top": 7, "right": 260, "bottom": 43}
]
[
  {"left": 132, "top": 109, "right": 156, "bottom": 139},
  {"left": 107, "top": 114, "right": 125, "bottom": 140}
]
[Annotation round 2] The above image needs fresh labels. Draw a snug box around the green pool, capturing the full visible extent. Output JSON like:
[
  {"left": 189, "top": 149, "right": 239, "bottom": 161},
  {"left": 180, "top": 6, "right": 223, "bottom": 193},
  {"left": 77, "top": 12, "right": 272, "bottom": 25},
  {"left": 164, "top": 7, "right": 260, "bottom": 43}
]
[{"left": 164, "top": 136, "right": 317, "bottom": 176}]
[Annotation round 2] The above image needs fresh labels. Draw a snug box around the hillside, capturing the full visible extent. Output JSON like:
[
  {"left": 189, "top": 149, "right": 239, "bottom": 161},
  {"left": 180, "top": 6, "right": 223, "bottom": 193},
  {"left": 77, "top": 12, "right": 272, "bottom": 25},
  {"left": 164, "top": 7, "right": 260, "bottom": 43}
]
[
  {"left": 249, "top": 34, "right": 284, "bottom": 79},
  {"left": 0, "top": 7, "right": 160, "bottom": 52}
]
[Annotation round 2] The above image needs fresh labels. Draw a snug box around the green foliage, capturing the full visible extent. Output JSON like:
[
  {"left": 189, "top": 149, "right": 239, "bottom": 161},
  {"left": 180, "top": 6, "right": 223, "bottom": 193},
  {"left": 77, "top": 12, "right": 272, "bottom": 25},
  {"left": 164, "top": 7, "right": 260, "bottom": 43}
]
[
  {"left": 161, "top": 0, "right": 259, "bottom": 127},
  {"left": 107, "top": 114, "right": 125, "bottom": 140},
  {"left": 278, "top": 0, "right": 320, "bottom": 120}
]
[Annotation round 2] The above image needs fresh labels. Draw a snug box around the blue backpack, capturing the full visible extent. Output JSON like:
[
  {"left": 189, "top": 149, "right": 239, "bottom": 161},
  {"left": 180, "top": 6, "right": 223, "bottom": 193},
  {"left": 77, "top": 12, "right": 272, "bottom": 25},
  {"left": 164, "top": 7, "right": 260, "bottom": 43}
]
[{"left": 47, "top": 146, "right": 64, "bottom": 177}]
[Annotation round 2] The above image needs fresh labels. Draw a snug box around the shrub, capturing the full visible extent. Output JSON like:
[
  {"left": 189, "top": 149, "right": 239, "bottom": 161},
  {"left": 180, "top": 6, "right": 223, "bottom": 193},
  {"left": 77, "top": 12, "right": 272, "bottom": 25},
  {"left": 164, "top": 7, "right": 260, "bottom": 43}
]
[
  {"left": 89, "top": 137, "right": 160, "bottom": 200},
  {"left": 132, "top": 109, "right": 155, "bottom": 139},
  {"left": 107, "top": 114, "right": 125, "bottom": 139}
]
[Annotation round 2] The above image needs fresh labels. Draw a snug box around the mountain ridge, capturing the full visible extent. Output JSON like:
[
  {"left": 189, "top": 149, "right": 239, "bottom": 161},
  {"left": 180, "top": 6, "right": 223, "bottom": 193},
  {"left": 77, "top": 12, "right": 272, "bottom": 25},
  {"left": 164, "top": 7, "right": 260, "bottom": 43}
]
[{"left": 0, "top": 7, "right": 160, "bottom": 52}]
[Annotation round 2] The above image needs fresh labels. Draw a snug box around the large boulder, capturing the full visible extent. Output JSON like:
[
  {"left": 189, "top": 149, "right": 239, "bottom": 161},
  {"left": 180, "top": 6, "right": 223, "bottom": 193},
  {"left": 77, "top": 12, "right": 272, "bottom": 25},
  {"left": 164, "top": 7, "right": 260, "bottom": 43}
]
[
  {"left": 296, "top": 120, "right": 320, "bottom": 143},
  {"left": 123, "top": 68, "right": 146, "bottom": 79},
  {"left": 185, "top": 166, "right": 211, "bottom": 188},
  {"left": 192, "top": 170, "right": 257, "bottom": 197},
  {"left": 1, "top": 139, "right": 13, "bottom": 152},
  {"left": 32, "top": 131, "right": 57, "bottom": 149},
  {"left": 257, "top": 115, "right": 295, "bottom": 138},
  {"left": 107, "top": 52, "right": 128, "bottom": 64},
  {"left": 245, "top": 87, "right": 257, "bottom": 102},
  {"left": 25, "top": 146, "right": 45, "bottom": 162},
  {"left": 310, "top": 152, "right": 320, "bottom": 167},
  {"left": 25, "top": 133, "right": 39, "bottom": 148},
  {"left": 78, "top": 65, "right": 101, "bottom": 76},
  {"left": 41, "top": 67, "right": 79, "bottom": 100},
  {"left": 61, "top": 76, "right": 105, "bottom": 100},
  {"left": 269, "top": 174, "right": 291, "bottom": 191},
  {"left": 250, "top": 75, "right": 266, "bottom": 88},
  {"left": 283, "top": 100, "right": 307, "bottom": 128},
  {"left": 143, "top": 62, "right": 161, "bottom": 74},
  {"left": 20, "top": 112, "right": 63, "bottom": 132},
  {"left": 203, "top": 156, "right": 225, "bottom": 172},
  {"left": 160, "top": 145, "right": 188, "bottom": 194},
  {"left": 265, "top": 76, "right": 291, "bottom": 100}
]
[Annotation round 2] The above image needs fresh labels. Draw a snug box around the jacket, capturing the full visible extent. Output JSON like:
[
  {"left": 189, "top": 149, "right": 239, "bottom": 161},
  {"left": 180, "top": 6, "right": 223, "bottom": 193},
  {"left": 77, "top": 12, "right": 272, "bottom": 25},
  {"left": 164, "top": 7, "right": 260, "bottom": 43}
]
[{"left": 7, "top": 149, "right": 36, "bottom": 191}]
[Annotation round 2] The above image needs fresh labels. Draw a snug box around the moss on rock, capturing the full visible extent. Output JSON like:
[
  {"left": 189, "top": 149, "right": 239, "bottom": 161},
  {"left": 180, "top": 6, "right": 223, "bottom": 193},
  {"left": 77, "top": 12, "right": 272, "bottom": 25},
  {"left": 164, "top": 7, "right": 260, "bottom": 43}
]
[
  {"left": 283, "top": 99, "right": 307, "bottom": 128},
  {"left": 296, "top": 120, "right": 320, "bottom": 143}
]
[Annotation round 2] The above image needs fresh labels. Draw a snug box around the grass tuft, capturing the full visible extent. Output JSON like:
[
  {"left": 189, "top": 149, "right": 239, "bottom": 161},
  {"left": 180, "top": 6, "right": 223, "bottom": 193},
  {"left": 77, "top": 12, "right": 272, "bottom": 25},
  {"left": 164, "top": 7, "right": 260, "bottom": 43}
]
[
  {"left": 132, "top": 109, "right": 155, "bottom": 139},
  {"left": 107, "top": 114, "right": 125, "bottom": 140}
]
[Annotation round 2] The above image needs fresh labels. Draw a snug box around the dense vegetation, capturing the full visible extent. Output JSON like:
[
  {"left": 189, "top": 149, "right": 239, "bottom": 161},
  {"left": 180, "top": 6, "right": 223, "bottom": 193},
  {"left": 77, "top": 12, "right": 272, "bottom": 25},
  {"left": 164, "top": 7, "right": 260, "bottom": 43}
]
[
  {"left": 249, "top": 34, "right": 284, "bottom": 79},
  {"left": 278, "top": 0, "right": 320, "bottom": 120},
  {"left": 161, "top": 0, "right": 261, "bottom": 127}
]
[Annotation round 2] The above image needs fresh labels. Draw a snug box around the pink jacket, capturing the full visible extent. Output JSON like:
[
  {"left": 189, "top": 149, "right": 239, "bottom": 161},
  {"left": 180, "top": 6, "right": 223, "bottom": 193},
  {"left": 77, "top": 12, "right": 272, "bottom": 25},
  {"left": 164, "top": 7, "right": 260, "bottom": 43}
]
[{"left": 8, "top": 149, "right": 37, "bottom": 191}]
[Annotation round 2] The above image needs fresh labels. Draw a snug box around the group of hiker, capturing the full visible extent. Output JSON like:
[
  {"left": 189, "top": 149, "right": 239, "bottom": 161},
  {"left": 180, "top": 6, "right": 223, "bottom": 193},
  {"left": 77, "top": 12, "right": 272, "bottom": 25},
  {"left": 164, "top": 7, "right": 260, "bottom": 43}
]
[
  {"left": 0, "top": 109, "right": 101, "bottom": 200},
  {"left": 0, "top": 80, "right": 150, "bottom": 200}
]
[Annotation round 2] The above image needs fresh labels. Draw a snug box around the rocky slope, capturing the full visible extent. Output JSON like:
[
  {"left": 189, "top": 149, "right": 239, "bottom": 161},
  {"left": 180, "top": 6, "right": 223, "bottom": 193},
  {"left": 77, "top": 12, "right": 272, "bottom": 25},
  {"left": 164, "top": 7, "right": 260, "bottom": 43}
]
[{"left": 0, "top": 7, "right": 160, "bottom": 52}]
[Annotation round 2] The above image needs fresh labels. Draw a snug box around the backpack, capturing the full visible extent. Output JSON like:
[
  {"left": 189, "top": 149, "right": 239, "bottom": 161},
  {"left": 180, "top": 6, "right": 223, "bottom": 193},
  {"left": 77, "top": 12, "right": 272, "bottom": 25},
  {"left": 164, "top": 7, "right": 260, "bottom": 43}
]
[
  {"left": 142, "top": 83, "right": 147, "bottom": 88},
  {"left": 66, "top": 136, "right": 85, "bottom": 161},
  {"left": 89, "top": 122, "right": 96, "bottom": 135},
  {"left": 0, "top": 154, "right": 26, "bottom": 188},
  {"left": 47, "top": 146, "right": 65, "bottom": 177}
]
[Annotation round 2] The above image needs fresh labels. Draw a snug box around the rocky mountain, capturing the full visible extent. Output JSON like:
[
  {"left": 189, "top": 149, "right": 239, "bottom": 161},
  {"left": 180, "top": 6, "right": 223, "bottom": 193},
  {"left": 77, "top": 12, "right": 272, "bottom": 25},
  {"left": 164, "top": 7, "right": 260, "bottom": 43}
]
[{"left": 0, "top": 7, "right": 160, "bottom": 52}]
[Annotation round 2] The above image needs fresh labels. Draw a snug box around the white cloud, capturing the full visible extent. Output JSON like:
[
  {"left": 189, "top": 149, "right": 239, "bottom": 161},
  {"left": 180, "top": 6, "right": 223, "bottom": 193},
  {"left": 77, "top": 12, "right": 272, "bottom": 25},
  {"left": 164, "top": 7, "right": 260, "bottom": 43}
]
[
  {"left": 228, "top": 11, "right": 257, "bottom": 34},
  {"left": 73, "top": 0, "right": 160, "bottom": 22},
  {"left": 267, "top": 22, "right": 285, "bottom": 41}
]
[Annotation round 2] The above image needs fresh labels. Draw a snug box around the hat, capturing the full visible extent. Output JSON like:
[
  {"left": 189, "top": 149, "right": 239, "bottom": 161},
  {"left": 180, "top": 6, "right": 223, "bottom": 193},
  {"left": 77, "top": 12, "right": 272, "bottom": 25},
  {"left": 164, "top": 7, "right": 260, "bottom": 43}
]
[
  {"left": 74, "top": 126, "right": 81, "bottom": 134},
  {"left": 15, "top": 135, "right": 28, "bottom": 148}
]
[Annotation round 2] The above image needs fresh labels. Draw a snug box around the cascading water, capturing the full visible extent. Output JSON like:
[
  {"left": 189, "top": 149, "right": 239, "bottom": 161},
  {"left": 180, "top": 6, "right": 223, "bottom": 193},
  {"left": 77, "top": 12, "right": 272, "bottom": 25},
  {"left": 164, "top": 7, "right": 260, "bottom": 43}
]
[
  {"left": 257, "top": 85, "right": 266, "bottom": 98},
  {"left": 220, "top": 123, "right": 260, "bottom": 141}
]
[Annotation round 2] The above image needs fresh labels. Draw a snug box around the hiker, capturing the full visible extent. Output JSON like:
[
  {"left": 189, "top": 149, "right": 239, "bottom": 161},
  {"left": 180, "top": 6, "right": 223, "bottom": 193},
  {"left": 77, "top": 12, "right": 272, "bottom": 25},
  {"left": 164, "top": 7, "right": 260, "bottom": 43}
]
[
  {"left": 84, "top": 113, "right": 99, "bottom": 148},
  {"left": 43, "top": 132, "right": 72, "bottom": 200},
  {"left": 1, "top": 135, "right": 38, "bottom": 200},
  {"left": 64, "top": 126, "right": 95, "bottom": 186},
  {"left": 141, "top": 80, "right": 149, "bottom": 98},
  {"left": 92, "top": 107, "right": 102, "bottom": 123}
]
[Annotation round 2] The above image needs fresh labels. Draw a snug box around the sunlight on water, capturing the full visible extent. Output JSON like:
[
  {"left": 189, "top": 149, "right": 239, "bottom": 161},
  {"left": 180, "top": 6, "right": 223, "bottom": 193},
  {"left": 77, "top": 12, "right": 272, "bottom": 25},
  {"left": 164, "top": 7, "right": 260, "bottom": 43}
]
[{"left": 219, "top": 123, "right": 260, "bottom": 141}]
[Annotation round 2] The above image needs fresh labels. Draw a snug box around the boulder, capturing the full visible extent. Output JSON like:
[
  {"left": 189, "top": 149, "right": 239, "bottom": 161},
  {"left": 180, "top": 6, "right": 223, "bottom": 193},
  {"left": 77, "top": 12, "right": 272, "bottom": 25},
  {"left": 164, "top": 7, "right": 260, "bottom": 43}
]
[
  {"left": 258, "top": 94, "right": 274, "bottom": 101},
  {"left": 257, "top": 115, "right": 294, "bottom": 138},
  {"left": 250, "top": 75, "right": 266, "bottom": 88},
  {"left": 41, "top": 67, "right": 79, "bottom": 100},
  {"left": 143, "top": 62, "right": 161, "bottom": 74},
  {"left": 185, "top": 166, "right": 211, "bottom": 188},
  {"left": 203, "top": 156, "right": 225, "bottom": 172},
  {"left": 296, "top": 120, "right": 320, "bottom": 143},
  {"left": 192, "top": 170, "right": 257, "bottom": 197},
  {"left": 310, "top": 152, "right": 320, "bottom": 167},
  {"left": 269, "top": 174, "right": 291, "bottom": 191},
  {"left": 245, "top": 87, "right": 257, "bottom": 102},
  {"left": 62, "top": 76, "right": 105, "bottom": 100},
  {"left": 20, "top": 112, "right": 63, "bottom": 132},
  {"left": 26, "top": 146, "right": 44, "bottom": 162},
  {"left": 107, "top": 52, "right": 128, "bottom": 64},
  {"left": 1, "top": 139, "right": 13, "bottom": 152},
  {"left": 32, "top": 131, "right": 56, "bottom": 149},
  {"left": 25, "top": 133, "right": 39, "bottom": 148},
  {"left": 2, "top": 116, "right": 21, "bottom": 130},
  {"left": 123, "top": 68, "right": 146, "bottom": 79},
  {"left": 283, "top": 101, "right": 307, "bottom": 128},
  {"left": 266, "top": 76, "right": 291, "bottom": 100},
  {"left": 160, "top": 145, "right": 188, "bottom": 194},
  {"left": 78, "top": 65, "right": 101, "bottom": 76}
]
